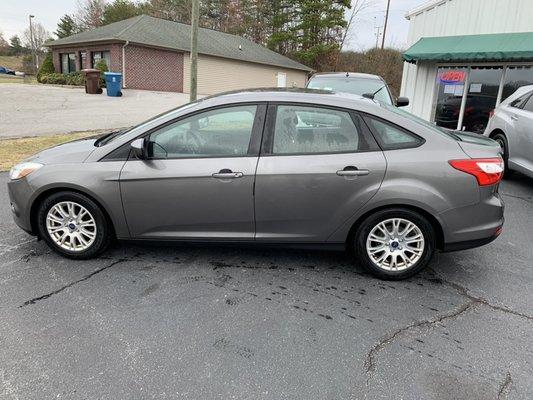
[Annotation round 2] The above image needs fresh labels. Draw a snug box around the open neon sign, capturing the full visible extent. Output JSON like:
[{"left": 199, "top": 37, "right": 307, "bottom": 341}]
[{"left": 440, "top": 70, "right": 466, "bottom": 84}]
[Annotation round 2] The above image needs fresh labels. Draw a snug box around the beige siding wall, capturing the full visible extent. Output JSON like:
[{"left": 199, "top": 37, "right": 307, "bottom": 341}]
[{"left": 183, "top": 53, "right": 308, "bottom": 95}]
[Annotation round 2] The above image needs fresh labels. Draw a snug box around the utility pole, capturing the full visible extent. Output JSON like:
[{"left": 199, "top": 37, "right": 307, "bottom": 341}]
[
  {"left": 381, "top": 0, "right": 391, "bottom": 49},
  {"left": 189, "top": 0, "right": 199, "bottom": 102},
  {"left": 29, "top": 15, "right": 36, "bottom": 75},
  {"left": 374, "top": 17, "right": 381, "bottom": 49}
]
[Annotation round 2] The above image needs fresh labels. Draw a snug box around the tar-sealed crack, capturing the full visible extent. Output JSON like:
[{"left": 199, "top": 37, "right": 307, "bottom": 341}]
[
  {"left": 427, "top": 269, "right": 533, "bottom": 321},
  {"left": 501, "top": 192, "right": 533, "bottom": 204},
  {"left": 497, "top": 371, "right": 513, "bottom": 399},
  {"left": 19, "top": 258, "right": 127, "bottom": 307},
  {"left": 364, "top": 299, "right": 476, "bottom": 375}
]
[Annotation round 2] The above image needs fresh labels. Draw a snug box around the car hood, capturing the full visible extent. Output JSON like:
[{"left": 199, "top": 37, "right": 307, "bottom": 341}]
[{"left": 26, "top": 136, "right": 99, "bottom": 164}]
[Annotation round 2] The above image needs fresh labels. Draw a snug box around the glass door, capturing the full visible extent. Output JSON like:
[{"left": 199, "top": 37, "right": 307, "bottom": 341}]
[
  {"left": 461, "top": 66, "right": 503, "bottom": 133},
  {"left": 433, "top": 67, "right": 468, "bottom": 130}
]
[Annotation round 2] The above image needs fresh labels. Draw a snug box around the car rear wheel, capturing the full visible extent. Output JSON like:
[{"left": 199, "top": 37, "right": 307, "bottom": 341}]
[
  {"left": 353, "top": 208, "right": 436, "bottom": 280},
  {"left": 491, "top": 132, "right": 511, "bottom": 175},
  {"left": 37, "top": 191, "right": 111, "bottom": 259}
]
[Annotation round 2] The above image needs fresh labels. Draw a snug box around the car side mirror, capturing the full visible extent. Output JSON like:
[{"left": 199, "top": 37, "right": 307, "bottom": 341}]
[
  {"left": 130, "top": 138, "right": 147, "bottom": 159},
  {"left": 396, "top": 97, "right": 409, "bottom": 107}
]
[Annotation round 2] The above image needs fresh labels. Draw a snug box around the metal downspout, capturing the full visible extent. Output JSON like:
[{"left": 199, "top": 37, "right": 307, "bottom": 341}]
[{"left": 122, "top": 40, "right": 129, "bottom": 88}]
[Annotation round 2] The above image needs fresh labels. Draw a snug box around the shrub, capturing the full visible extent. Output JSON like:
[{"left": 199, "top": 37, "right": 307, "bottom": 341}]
[
  {"left": 21, "top": 54, "right": 34, "bottom": 75},
  {"left": 39, "top": 72, "right": 85, "bottom": 86},
  {"left": 37, "top": 54, "right": 55, "bottom": 82},
  {"left": 94, "top": 59, "right": 108, "bottom": 87},
  {"left": 65, "top": 71, "right": 85, "bottom": 86}
]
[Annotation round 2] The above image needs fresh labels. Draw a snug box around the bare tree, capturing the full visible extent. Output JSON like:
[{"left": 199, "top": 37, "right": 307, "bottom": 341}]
[
  {"left": 75, "top": 0, "right": 106, "bottom": 30},
  {"left": 335, "top": 0, "right": 375, "bottom": 70},
  {"left": 22, "top": 22, "right": 52, "bottom": 51}
]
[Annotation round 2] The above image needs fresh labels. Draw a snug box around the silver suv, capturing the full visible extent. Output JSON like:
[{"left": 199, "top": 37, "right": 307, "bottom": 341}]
[{"left": 7, "top": 89, "right": 504, "bottom": 279}]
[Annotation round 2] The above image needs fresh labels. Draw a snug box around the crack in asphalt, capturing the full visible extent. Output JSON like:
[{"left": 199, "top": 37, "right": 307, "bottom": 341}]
[
  {"left": 364, "top": 299, "right": 476, "bottom": 375},
  {"left": 19, "top": 258, "right": 128, "bottom": 308},
  {"left": 427, "top": 269, "right": 533, "bottom": 321},
  {"left": 501, "top": 192, "right": 533, "bottom": 204},
  {"left": 497, "top": 371, "right": 512, "bottom": 399}
]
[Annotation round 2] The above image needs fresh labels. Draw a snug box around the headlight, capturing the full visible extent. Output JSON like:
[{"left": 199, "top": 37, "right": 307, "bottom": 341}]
[{"left": 9, "top": 162, "right": 43, "bottom": 180}]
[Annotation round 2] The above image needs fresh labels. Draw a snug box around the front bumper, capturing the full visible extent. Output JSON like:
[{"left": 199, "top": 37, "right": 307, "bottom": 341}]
[{"left": 7, "top": 177, "right": 36, "bottom": 234}]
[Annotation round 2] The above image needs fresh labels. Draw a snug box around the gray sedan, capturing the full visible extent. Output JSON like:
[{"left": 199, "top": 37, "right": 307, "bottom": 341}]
[{"left": 7, "top": 89, "right": 504, "bottom": 279}]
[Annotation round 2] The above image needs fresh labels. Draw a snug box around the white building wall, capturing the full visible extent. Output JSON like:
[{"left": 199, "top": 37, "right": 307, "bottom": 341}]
[{"left": 400, "top": 0, "right": 533, "bottom": 119}]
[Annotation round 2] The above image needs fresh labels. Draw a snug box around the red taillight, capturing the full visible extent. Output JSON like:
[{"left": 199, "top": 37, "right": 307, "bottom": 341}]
[{"left": 449, "top": 158, "right": 504, "bottom": 186}]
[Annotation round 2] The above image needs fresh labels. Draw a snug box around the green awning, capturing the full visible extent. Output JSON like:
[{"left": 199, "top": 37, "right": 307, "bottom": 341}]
[{"left": 403, "top": 32, "right": 533, "bottom": 63}]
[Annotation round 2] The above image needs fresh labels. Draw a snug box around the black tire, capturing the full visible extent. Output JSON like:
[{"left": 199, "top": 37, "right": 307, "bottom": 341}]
[
  {"left": 491, "top": 132, "right": 512, "bottom": 176},
  {"left": 353, "top": 208, "right": 436, "bottom": 280},
  {"left": 37, "top": 191, "right": 111, "bottom": 259}
]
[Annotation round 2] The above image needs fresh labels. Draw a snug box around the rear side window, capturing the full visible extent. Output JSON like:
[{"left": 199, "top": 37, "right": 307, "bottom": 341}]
[
  {"left": 364, "top": 116, "right": 424, "bottom": 150},
  {"left": 523, "top": 95, "right": 533, "bottom": 112},
  {"left": 272, "top": 105, "right": 376, "bottom": 155},
  {"left": 510, "top": 92, "right": 532, "bottom": 109}
]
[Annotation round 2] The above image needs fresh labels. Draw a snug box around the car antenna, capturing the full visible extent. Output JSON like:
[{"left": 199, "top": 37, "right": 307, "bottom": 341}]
[{"left": 362, "top": 84, "right": 386, "bottom": 100}]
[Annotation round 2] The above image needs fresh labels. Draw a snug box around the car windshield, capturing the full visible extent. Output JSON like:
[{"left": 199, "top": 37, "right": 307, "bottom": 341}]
[
  {"left": 307, "top": 76, "right": 393, "bottom": 105},
  {"left": 380, "top": 102, "right": 462, "bottom": 141}
]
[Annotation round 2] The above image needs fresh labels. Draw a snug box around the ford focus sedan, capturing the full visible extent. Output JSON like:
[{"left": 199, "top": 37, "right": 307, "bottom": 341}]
[{"left": 7, "top": 89, "right": 504, "bottom": 279}]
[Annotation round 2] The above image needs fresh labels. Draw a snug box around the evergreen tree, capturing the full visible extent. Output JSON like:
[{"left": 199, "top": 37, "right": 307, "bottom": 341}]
[
  {"left": 55, "top": 14, "right": 80, "bottom": 38},
  {"left": 103, "top": 0, "right": 144, "bottom": 25},
  {"left": 9, "top": 35, "right": 24, "bottom": 55}
]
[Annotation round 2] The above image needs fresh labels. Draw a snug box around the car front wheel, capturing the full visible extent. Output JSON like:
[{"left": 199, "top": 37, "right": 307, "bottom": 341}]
[
  {"left": 37, "top": 191, "right": 111, "bottom": 259},
  {"left": 353, "top": 208, "right": 436, "bottom": 280}
]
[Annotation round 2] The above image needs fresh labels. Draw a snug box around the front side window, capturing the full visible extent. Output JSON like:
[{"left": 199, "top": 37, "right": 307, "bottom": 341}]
[
  {"left": 523, "top": 95, "right": 533, "bottom": 112},
  {"left": 148, "top": 105, "right": 257, "bottom": 158},
  {"left": 365, "top": 116, "right": 423, "bottom": 150},
  {"left": 272, "top": 105, "right": 371, "bottom": 154}
]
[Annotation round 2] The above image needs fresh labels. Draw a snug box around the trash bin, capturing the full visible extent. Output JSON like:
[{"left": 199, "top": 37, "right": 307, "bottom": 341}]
[
  {"left": 81, "top": 69, "right": 102, "bottom": 94},
  {"left": 104, "top": 72, "right": 123, "bottom": 97}
]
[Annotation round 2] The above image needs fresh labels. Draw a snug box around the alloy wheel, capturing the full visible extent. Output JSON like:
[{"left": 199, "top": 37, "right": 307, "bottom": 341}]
[
  {"left": 46, "top": 201, "right": 97, "bottom": 252},
  {"left": 366, "top": 218, "right": 425, "bottom": 271}
]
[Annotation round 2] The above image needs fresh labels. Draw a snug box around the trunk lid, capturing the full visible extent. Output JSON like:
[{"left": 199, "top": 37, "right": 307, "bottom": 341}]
[{"left": 455, "top": 131, "right": 502, "bottom": 158}]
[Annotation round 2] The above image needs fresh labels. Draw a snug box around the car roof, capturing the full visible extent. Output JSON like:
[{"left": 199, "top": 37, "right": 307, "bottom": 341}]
[
  {"left": 191, "top": 87, "right": 378, "bottom": 110},
  {"left": 500, "top": 84, "right": 533, "bottom": 106},
  {"left": 309, "top": 72, "right": 384, "bottom": 81}
]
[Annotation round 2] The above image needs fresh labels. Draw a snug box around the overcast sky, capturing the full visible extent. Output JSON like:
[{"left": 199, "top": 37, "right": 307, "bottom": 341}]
[{"left": 0, "top": 0, "right": 426, "bottom": 50}]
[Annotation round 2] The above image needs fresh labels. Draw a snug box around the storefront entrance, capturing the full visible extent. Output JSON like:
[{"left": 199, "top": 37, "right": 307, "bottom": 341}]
[{"left": 432, "top": 64, "right": 533, "bottom": 133}]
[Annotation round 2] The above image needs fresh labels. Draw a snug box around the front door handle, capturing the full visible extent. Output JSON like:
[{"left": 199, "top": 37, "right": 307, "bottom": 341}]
[
  {"left": 212, "top": 169, "right": 244, "bottom": 179},
  {"left": 511, "top": 115, "right": 519, "bottom": 121},
  {"left": 336, "top": 166, "right": 370, "bottom": 177}
]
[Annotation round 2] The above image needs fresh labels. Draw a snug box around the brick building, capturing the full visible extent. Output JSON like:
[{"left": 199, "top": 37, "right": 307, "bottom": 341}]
[{"left": 46, "top": 15, "right": 311, "bottom": 94}]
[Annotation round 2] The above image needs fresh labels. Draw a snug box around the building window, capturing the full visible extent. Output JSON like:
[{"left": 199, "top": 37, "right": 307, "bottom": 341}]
[
  {"left": 433, "top": 67, "right": 468, "bottom": 131},
  {"left": 60, "top": 53, "right": 76, "bottom": 73},
  {"left": 501, "top": 66, "right": 533, "bottom": 102},
  {"left": 91, "top": 51, "right": 111, "bottom": 69}
]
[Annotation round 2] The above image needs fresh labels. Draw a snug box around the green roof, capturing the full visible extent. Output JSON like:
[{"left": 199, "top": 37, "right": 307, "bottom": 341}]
[
  {"left": 403, "top": 32, "right": 533, "bottom": 64},
  {"left": 47, "top": 15, "right": 312, "bottom": 72}
]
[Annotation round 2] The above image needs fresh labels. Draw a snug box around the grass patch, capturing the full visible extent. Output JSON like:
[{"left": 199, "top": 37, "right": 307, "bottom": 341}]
[
  {"left": 0, "top": 132, "right": 97, "bottom": 172},
  {"left": 0, "top": 55, "right": 23, "bottom": 70},
  {"left": 0, "top": 75, "right": 37, "bottom": 84}
]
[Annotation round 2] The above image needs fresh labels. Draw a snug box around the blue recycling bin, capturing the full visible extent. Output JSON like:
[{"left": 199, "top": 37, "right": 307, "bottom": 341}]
[{"left": 104, "top": 72, "right": 123, "bottom": 97}]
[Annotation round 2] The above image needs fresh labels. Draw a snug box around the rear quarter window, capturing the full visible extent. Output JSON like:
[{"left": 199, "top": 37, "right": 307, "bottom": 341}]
[{"left": 363, "top": 115, "right": 424, "bottom": 150}]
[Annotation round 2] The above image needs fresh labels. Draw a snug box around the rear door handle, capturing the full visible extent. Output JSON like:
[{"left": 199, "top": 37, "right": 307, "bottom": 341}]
[
  {"left": 212, "top": 169, "right": 243, "bottom": 179},
  {"left": 336, "top": 166, "right": 370, "bottom": 177}
]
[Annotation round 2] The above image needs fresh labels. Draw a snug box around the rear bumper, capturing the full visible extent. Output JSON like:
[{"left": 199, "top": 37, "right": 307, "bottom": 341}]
[
  {"left": 439, "top": 188, "right": 504, "bottom": 251},
  {"left": 442, "top": 228, "right": 502, "bottom": 252}
]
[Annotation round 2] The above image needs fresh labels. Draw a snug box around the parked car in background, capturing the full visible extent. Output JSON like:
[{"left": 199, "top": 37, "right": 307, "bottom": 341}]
[
  {"left": 306, "top": 72, "right": 409, "bottom": 107},
  {"left": 0, "top": 66, "right": 16, "bottom": 75},
  {"left": 8, "top": 89, "right": 504, "bottom": 280},
  {"left": 484, "top": 85, "right": 533, "bottom": 178}
]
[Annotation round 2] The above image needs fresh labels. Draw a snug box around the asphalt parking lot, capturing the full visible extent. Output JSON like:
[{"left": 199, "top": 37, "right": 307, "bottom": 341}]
[
  {"left": 0, "top": 84, "right": 190, "bottom": 138},
  {"left": 1, "top": 172, "right": 532, "bottom": 399}
]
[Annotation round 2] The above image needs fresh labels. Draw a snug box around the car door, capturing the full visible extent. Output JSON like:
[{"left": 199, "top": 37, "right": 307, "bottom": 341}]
[
  {"left": 120, "top": 103, "right": 266, "bottom": 239},
  {"left": 254, "top": 103, "right": 387, "bottom": 242},
  {"left": 511, "top": 94, "right": 533, "bottom": 172}
]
